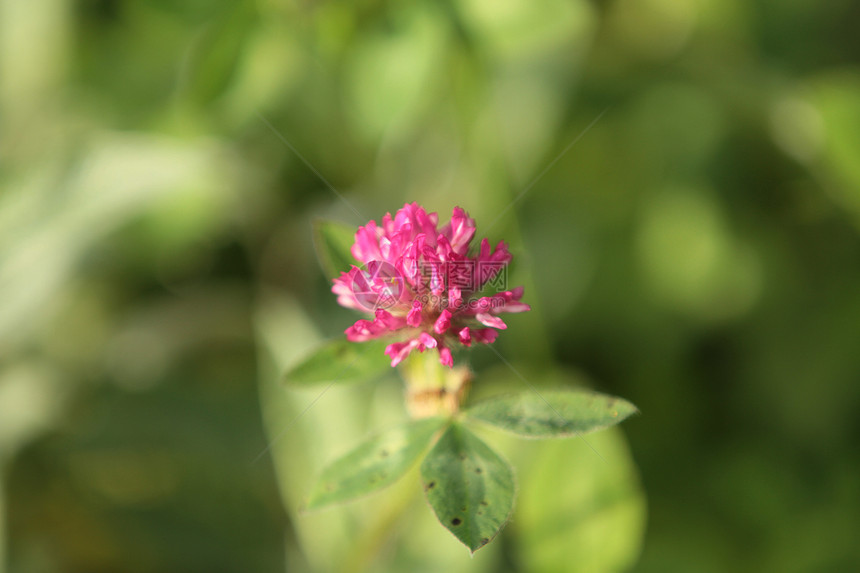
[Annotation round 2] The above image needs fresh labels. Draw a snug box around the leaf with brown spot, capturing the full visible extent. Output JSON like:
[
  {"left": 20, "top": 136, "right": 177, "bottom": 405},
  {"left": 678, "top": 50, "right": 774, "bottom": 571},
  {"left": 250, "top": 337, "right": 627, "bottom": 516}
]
[
  {"left": 305, "top": 417, "right": 446, "bottom": 510},
  {"left": 420, "top": 423, "right": 515, "bottom": 553},
  {"left": 465, "top": 389, "right": 638, "bottom": 439}
]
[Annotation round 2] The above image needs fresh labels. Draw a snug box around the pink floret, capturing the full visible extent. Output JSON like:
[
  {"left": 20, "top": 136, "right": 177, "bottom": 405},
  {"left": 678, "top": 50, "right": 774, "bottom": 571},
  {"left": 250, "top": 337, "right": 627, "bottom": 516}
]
[{"left": 331, "top": 203, "right": 529, "bottom": 367}]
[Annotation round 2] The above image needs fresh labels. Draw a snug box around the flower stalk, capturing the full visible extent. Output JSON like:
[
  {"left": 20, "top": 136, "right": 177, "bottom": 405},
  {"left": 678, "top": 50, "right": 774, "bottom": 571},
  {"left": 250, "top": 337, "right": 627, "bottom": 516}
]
[{"left": 399, "top": 350, "right": 471, "bottom": 418}]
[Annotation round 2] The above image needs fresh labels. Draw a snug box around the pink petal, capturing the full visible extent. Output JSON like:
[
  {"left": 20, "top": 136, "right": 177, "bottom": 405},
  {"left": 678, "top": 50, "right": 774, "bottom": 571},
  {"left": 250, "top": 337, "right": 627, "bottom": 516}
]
[
  {"left": 384, "top": 333, "right": 439, "bottom": 367},
  {"left": 417, "top": 332, "right": 438, "bottom": 349},
  {"left": 489, "top": 288, "right": 531, "bottom": 314},
  {"left": 468, "top": 296, "right": 496, "bottom": 314},
  {"left": 345, "top": 318, "right": 386, "bottom": 341},
  {"left": 476, "top": 313, "right": 507, "bottom": 329},
  {"left": 498, "top": 301, "right": 531, "bottom": 313},
  {"left": 440, "top": 207, "right": 476, "bottom": 255},
  {"left": 399, "top": 234, "right": 426, "bottom": 288},
  {"left": 448, "top": 286, "right": 463, "bottom": 311},
  {"left": 381, "top": 212, "right": 395, "bottom": 235},
  {"left": 458, "top": 326, "right": 471, "bottom": 347},
  {"left": 379, "top": 236, "right": 392, "bottom": 260},
  {"left": 351, "top": 221, "right": 383, "bottom": 264},
  {"left": 394, "top": 203, "right": 440, "bottom": 247},
  {"left": 407, "top": 300, "right": 423, "bottom": 327},
  {"left": 374, "top": 309, "right": 406, "bottom": 330},
  {"left": 475, "top": 239, "right": 513, "bottom": 289},
  {"left": 438, "top": 347, "right": 453, "bottom": 368},
  {"left": 332, "top": 271, "right": 363, "bottom": 310},
  {"left": 435, "top": 234, "right": 454, "bottom": 261},
  {"left": 385, "top": 341, "right": 415, "bottom": 367},
  {"left": 479, "top": 238, "right": 491, "bottom": 260},
  {"left": 434, "top": 309, "right": 452, "bottom": 334},
  {"left": 424, "top": 259, "right": 445, "bottom": 294},
  {"left": 463, "top": 289, "right": 530, "bottom": 315},
  {"left": 472, "top": 328, "right": 499, "bottom": 344}
]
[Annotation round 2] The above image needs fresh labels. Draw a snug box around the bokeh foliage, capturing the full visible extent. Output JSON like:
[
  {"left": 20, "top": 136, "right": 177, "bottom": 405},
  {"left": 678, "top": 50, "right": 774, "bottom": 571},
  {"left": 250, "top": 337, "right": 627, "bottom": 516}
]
[{"left": 1, "top": 0, "right": 859, "bottom": 571}]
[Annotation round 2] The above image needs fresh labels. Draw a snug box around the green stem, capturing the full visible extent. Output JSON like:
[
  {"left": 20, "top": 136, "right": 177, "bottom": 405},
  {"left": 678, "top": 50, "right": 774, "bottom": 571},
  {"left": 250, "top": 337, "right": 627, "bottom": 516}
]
[
  {"left": 398, "top": 351, "right": 471, "bottom": 418},
  {"left": 339, "top": 474, "right": 418, "bottom": 573},
  {"left": 0, "top": 465, "right": 6, "bottom": 573}
]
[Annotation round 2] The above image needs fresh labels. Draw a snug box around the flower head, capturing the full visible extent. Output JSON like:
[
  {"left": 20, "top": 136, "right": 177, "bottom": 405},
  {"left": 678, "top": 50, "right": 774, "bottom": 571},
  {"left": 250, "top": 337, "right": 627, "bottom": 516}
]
[{"left": 332, "top": 203, "right": 530, "bottom": 367}]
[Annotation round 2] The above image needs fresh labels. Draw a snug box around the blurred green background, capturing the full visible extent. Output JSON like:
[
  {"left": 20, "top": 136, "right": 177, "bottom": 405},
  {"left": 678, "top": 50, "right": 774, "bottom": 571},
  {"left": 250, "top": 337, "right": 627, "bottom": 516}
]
[{"left": 2, "top": 0, "right": 860, "bottom": 571}]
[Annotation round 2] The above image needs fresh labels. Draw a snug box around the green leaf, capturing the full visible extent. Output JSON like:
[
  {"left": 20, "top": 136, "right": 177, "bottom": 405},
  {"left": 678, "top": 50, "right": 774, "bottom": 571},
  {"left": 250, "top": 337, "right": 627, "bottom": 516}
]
[
  {"left": 283, "top": 338, "right": 393, "bottom": 387},
  {"left": 420, "top": 423, "right": 516, "bottom": 553},
  {"left": 465, "top": 389, "right": 637, "bottom": 439},
  {"left": 313, "top": 219, "right": 357, "bottom": 278},
  {"left": 306, "top": 417, "right": 447, "bottom": 510}
]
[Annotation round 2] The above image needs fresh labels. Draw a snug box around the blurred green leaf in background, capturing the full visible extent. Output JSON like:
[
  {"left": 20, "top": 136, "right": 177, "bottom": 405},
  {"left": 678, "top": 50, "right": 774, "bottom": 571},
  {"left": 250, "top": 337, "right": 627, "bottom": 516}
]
[{"left": 1, "top": 0, "right": 859, "bottom": 571}]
